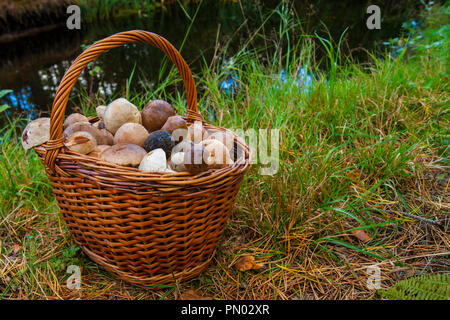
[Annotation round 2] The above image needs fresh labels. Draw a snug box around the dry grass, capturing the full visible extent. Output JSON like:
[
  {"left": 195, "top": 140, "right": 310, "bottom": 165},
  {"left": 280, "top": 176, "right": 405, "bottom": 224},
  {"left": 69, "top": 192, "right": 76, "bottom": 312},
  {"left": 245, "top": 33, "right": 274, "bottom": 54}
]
[{"left": 0, "top": 163, "right": 448, "bottom": 300}]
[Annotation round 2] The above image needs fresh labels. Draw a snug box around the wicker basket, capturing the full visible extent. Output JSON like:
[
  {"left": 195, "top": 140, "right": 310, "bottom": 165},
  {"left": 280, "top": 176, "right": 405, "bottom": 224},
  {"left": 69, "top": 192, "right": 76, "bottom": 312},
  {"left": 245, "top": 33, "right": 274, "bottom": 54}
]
[{"left": 34, "top": 30, "right": 250, "bottom": 287}]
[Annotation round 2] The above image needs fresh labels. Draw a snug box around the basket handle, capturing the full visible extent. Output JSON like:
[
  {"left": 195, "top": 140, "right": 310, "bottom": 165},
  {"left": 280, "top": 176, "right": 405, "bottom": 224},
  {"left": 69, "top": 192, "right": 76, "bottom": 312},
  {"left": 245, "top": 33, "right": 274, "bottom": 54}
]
[{"left": 44, "top": 30, "right": 202, "bottom": 174}]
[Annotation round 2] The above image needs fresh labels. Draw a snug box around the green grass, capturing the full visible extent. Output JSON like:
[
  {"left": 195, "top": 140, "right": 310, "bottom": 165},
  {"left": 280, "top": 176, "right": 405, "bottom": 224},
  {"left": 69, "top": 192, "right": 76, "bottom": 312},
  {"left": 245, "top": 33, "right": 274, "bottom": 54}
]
[
  {"left": 0, "top": 118, "right": 54, "bottom": 216},
  {"left": 193, "top": 4, "right": 448, "bottom": 264},
  {"left": 379, "top": 273, "right": 450, "bottom": 300},
  {"left": 0, "top": 3, "right": 448, "bottom": 300}
]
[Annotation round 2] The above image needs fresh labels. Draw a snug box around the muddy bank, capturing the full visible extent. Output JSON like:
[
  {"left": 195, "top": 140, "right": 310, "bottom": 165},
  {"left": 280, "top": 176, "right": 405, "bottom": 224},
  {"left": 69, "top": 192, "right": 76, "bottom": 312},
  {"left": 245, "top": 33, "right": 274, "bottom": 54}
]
[
  {"left": 0, "top": 0, "right": 183, "bottom": 40},
  {"left": 0, "top": 0, "right": 71, "bottom": 35}
]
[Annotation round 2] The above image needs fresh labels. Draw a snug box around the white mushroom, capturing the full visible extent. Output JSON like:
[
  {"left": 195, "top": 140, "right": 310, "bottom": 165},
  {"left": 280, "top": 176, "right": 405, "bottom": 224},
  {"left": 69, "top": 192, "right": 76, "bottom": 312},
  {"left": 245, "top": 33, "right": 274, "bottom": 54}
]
[
  {"left": 169, "top": 152, "right": 187, "bottom": 172},
  {"left": 96, "top": 105, "right": 107, "bottom": 120},
  {"left": 103, "top": 98, "right": 141, "bottom": 134},
  {"left": 138, "top": 148, "right": 167, "bottom": 172},
  {"left": 21, "top": 117, "right": 50, "bottom": 150}
]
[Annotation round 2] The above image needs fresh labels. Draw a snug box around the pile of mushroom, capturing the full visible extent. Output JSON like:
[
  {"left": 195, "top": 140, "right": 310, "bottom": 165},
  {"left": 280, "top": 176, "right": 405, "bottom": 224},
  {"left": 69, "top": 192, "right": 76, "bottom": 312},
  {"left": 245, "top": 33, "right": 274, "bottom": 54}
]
[{"left": 21, "top": 98, "right": 237, "bottom": 174}]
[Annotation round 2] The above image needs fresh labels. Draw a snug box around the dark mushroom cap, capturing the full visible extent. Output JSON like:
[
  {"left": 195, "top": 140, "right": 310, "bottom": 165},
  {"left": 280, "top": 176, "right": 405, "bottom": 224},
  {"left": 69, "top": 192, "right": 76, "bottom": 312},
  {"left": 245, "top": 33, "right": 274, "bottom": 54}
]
[
  {"left": 141, "top": 100, "right": 176, "bottom": 133},
  {"left": 143, "top": 130, "right": 175, "bottom": 158}
]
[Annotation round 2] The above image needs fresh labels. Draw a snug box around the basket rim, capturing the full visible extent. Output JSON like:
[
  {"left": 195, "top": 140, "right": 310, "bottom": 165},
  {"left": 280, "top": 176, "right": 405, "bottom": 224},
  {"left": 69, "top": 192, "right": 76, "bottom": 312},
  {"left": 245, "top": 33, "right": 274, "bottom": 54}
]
[{"left": 35, "top": 123, "right": 251, "bottom": 187}]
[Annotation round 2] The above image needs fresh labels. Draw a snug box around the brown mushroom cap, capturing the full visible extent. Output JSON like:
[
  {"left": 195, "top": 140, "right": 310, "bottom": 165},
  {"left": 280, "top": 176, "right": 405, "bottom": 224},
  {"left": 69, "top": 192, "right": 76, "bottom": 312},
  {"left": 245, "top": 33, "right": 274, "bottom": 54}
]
[
  {"left": 100, "top": 143, "right": 146, "bottom": 167},
  {"left": 161, "top": 116, "right": 188, "bottom": 143},
  {"left": 100, "top": 129, "right": 114, "bottom": 145},
  {"left": 161, "top": 115, "right": 187, "bottom": 133},
  {"left": 63, "top": 122, "right": 109, "bottom": 145},
  {"left": 65, "top": 131, "right": 97, "bottom": 154},
  {"left": 113, "top": 123, "right": 149, "bottom": 147},
  {"left": 103, "top": 98, "right": 142, "bottom": 134},
  {"left": 64, "top": 113, "right": 89, "bottom": 130},
  {"left": 141, "top": 100, "right": 176, "bottom": 133},
  {"left": 184, "top": 145, "right": 210, "bottom": 174},
  {"left": 21, "top": 117, "right": 50, "bottom": 150},
  {"left": 88, "top": 145, "right": 111, "bottom": 158}
]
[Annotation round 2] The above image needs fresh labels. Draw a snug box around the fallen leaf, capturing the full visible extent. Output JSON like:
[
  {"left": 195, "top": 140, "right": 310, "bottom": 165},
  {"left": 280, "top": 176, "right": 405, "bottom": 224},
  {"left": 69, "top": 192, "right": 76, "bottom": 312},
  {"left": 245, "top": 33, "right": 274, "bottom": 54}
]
[
  {"left": 179, "top": 289, "right": 213, "bottom": 300},
  {"left": 234, "top": 255, "right": 264, "bottom": 271},
  {"left": 351, "top": 230, "right": 372, "bottom": 242}
]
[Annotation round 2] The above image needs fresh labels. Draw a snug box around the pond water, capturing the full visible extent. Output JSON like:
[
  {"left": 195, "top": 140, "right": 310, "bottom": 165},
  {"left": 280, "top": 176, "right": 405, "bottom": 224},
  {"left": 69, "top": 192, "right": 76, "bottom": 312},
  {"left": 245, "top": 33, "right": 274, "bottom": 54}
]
[{"left": 0, "top": 0, "right": 420, "bottom": 120}]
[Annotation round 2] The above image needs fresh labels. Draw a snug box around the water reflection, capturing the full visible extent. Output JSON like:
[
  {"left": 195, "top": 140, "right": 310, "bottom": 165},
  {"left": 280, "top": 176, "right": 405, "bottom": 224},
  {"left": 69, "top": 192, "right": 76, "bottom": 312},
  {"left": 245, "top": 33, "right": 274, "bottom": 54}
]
[
  {"left": 0, "top": 0, "right": 420, "bottom": 122},
  {"left": 3, "top": 87, "right": 38, "bottom": 119}
]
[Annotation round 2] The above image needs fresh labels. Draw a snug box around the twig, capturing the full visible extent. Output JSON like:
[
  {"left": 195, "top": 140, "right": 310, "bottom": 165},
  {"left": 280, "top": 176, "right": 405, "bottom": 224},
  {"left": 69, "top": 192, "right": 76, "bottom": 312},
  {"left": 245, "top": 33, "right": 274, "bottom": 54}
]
[{"left": 374, "top": 208, "right": 441, "bottom": 226}]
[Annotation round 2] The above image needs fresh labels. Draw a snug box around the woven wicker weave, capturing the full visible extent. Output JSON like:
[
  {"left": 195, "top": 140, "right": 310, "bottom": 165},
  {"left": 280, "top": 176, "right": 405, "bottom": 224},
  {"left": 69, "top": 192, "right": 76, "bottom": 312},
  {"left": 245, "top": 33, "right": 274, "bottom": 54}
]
[{"left": 34, "top": 30, "right": 250, "bottom": 287}]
